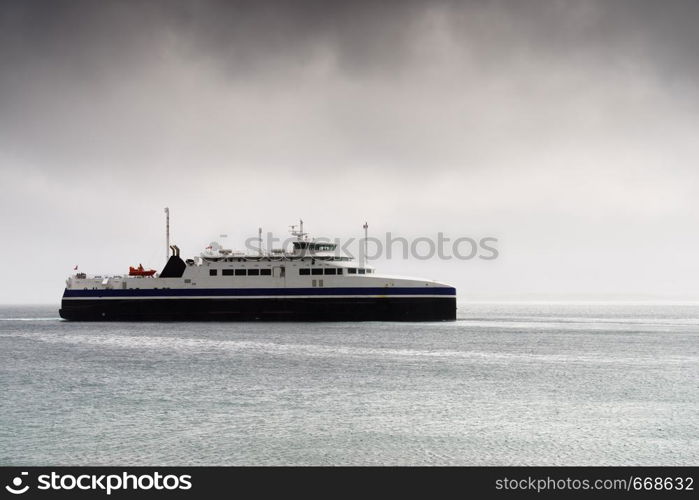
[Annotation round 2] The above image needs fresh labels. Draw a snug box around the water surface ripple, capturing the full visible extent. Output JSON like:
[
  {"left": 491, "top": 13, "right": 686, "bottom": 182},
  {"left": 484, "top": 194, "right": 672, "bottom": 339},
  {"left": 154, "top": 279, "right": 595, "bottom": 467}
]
[{"left": 1, "top": 303, "right": 697, "bottom": 465}]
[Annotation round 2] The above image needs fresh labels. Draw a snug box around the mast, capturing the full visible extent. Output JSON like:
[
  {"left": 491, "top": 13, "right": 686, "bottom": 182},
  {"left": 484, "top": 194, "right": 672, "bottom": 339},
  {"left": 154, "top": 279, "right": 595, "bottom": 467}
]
[
  {"left": 290, "top": 219, "right": 307, "bottom": 241},
  {"left": 363, "top": 221, "right": 368, "bottom": 266},
  {"left": 165, "top": 207, "right": 170, "bottom": 262},
  {"left": 258, "top": 227, "right": 263, "bottom": 256}
]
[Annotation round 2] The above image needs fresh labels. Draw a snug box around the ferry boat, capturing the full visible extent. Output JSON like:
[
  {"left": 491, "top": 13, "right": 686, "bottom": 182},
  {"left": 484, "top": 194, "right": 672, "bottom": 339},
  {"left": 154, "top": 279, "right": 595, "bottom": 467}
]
[{"left": 59, "top": 218, "right": 457, "bottom": 321}]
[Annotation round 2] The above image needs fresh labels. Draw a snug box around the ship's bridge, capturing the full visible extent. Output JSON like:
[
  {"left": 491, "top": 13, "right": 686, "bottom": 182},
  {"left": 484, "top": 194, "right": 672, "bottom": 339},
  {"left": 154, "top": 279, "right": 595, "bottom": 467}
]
[{"left": 292, "top": 241, "right": 337, "bottom": 256}]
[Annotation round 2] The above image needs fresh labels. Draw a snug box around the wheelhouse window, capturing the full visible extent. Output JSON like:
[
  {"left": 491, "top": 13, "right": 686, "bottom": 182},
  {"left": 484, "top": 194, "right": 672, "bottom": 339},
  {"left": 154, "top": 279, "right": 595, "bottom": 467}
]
[
  {"left": 311, "top": 268, "right": 323, "bottom": 275},
  {"left": 260, "top": 269, "right": 272, "bottom": 276},
  {"left": 248, "top": 269, "right": 260, "bottom": 276},
  {"left": 336, "top": 268, "right": 343, "bottom": 275},
  {"left": 234, "top": 269, "right": 246, "bottom": 276},
  {"left": 222, "top": 269, "right": 234, "bottom": 276},
  {"left": 324, "top": 268, "right": 336, "bottom": 275},
  {"left": 299, "top": 269, "right": 310, "bottom": 275},
  {"left": 348, "top": 268, "right": 357, "bottom": 274},
  {"left": 358, "top": 269, "right": 366, "bottom": 274},
  {"left": 312, "top": 243, "right": 336, "bottom": 252},
  {"left": 209, "top": 269, "right": 217, "bottom": 276}
]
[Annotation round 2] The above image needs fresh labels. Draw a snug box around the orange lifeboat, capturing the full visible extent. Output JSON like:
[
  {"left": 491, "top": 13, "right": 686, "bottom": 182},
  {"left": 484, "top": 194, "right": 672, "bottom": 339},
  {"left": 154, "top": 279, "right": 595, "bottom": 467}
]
[{"left": 128, "top": 263, "right": 156, "bottom": 277}]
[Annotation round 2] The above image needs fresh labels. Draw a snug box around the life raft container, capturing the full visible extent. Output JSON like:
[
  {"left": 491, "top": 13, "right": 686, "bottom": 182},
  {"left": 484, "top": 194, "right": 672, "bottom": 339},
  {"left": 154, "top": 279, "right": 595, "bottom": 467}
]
[{"left": 128, "top": 264, "right": 156, "bottom": 277}]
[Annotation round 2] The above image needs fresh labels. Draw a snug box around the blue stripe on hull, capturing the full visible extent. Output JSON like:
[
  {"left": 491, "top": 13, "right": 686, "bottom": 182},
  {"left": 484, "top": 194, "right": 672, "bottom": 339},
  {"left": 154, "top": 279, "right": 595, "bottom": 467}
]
[{"left": 63, "top": 286, "right": 457, "bottom": 298}]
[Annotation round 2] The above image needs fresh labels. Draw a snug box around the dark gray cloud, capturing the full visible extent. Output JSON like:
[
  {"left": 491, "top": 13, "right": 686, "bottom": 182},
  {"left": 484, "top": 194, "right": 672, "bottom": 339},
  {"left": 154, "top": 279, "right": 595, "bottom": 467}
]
[
  {"left": 3, "top": 1, "right": 699, "bottom": 81},
  {"left": 3, "top": 0, "right": 698, "bottom": 175},
  {"left": 2, "top": 0, "right": 698, "bottom": 178},
  {"left": 0, "top": 1, "right": 424, "bottom": 79}
]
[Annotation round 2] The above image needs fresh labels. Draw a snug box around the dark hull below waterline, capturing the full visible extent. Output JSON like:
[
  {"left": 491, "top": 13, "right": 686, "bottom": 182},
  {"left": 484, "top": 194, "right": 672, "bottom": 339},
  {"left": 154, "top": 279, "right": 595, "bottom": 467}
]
[{"left": 59, "top": 297, "right": 457, "bottom": 321}]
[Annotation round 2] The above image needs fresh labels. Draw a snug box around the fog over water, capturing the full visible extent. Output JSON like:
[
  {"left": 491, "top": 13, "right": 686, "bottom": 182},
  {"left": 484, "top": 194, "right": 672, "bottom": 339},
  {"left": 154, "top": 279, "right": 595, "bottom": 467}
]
[{"left": 2, "top": 1, "right": 699, "bottom": 303}]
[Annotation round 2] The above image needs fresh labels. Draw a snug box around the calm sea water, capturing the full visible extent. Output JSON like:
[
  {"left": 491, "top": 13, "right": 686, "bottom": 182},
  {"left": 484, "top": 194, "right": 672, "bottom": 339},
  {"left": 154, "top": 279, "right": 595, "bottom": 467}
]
[{"left": 1, "top": 303, "right": 697, "bottom": 465}]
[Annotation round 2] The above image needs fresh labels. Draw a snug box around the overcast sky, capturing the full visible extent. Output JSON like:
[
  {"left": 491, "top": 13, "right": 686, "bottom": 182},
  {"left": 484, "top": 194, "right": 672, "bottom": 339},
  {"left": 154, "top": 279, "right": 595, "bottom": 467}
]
[{"left": 2, "top": 0, "right": 699, "bottom": 303}]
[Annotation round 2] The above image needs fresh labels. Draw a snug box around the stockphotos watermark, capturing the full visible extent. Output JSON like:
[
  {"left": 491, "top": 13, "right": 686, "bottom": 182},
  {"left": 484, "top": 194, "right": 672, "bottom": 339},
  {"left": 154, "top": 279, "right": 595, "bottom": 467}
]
[
  {"left": 244, "top": 232, "right": 499, "bottom": 260},
  {"left": 4, "top": 470, "right": 192, "bottom": 495}
]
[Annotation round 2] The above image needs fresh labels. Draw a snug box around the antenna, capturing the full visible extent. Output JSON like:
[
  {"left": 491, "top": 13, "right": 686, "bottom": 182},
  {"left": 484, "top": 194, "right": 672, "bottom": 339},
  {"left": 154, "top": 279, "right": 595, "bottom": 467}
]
[
  {"left": 165, "top": 207, "right": 170, "bottom": 262},
  {"left": 363, "top": 221, "right": 369, "bottom": 266},
  {"left": 289, "top": 218, "right": 308, "bottom": 240}
]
